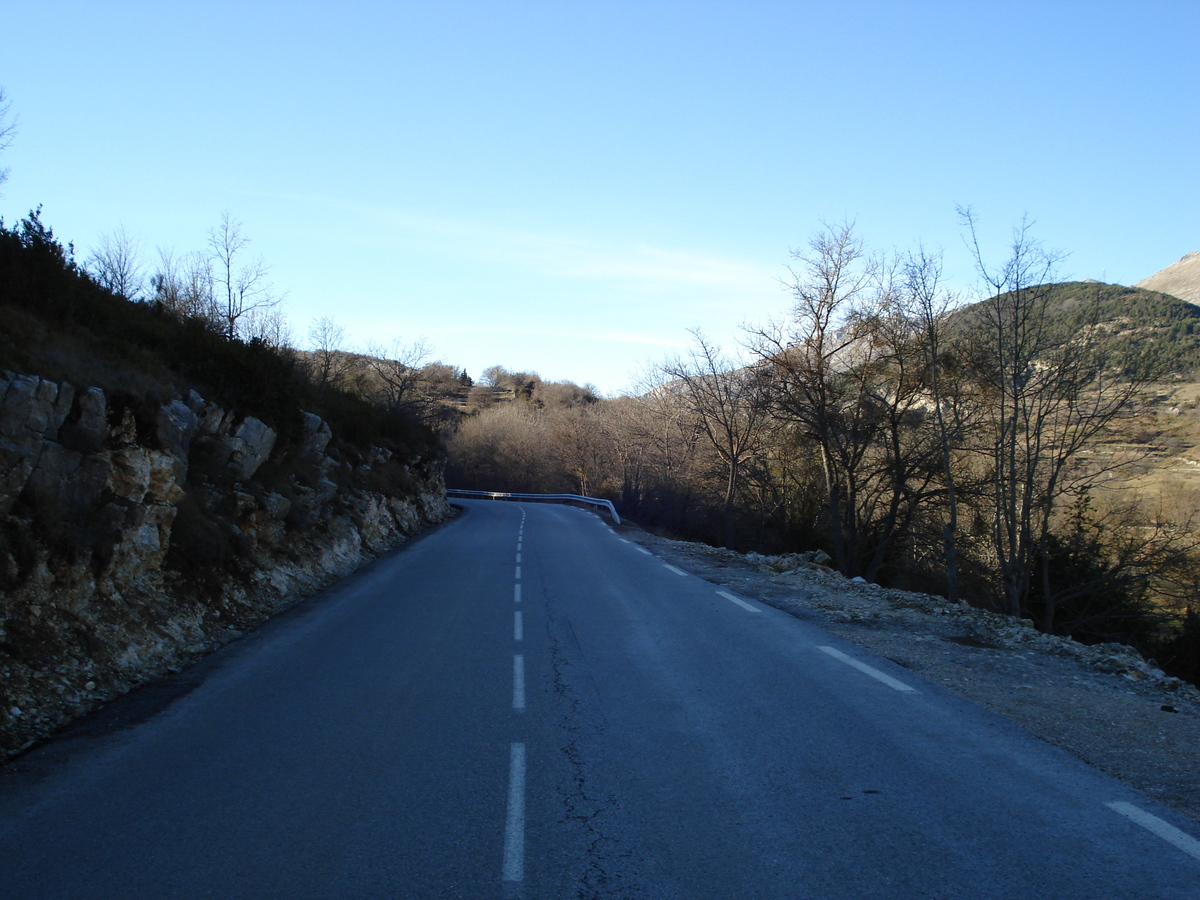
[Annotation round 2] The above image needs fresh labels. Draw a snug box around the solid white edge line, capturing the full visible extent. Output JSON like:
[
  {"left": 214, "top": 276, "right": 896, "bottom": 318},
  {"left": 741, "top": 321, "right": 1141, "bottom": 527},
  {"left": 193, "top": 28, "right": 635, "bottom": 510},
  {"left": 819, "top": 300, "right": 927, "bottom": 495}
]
[
  {"left": 503, "top": 742, "right": 525, "bottom": 883},
  {"left": 514, "top": 584, "right": 521, "bottom": 604},
  {"left": 513, "top": 655, "right": 525, "bottom": 710},
  {"left": 716, "top": 590, "right": 761, "bottom": 613},
  {"left": 514, "top": 610, "right": 523, "bottom": 641},
  {"left": 1105, "top": 801, "right": 1200, "bottom": 862},
  {"left": 663, "top": 564, "right": 688, "bottom": 576},
  {"left": 818, "top": 645, "right": 916, "bottom": 693}
]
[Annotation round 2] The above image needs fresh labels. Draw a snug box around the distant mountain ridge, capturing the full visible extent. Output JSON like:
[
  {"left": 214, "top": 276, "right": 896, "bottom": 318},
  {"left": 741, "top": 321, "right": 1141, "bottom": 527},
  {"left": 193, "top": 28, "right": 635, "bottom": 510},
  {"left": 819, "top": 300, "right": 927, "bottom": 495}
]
[{"left": 1138, "top": 250, "right": 1200, "bottom": 305}]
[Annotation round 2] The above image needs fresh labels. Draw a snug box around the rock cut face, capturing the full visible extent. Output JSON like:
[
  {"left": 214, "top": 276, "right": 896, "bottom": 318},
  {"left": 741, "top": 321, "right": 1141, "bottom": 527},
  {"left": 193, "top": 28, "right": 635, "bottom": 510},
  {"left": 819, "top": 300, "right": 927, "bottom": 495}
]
[{"left": 0, "top": 369, "right": 451, "bottom": 760}]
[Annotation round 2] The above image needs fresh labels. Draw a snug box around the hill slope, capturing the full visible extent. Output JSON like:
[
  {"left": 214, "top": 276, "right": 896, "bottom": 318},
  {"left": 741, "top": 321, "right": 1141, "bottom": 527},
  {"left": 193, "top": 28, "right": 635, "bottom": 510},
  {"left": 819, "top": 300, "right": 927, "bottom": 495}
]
[
  {"left": 947, "top": 281, "right": 1200, "bottom": 375},
  {"left": 1138, "top": 250, "right": 1200, "bottom": 305}
]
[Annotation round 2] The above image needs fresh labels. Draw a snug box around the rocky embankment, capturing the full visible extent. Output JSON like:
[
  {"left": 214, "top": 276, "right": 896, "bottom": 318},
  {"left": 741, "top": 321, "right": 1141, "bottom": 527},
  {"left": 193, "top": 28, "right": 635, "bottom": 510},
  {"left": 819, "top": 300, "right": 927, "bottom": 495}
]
[{"left": 0, "top": 370, "right": 450, "bottom": 759}]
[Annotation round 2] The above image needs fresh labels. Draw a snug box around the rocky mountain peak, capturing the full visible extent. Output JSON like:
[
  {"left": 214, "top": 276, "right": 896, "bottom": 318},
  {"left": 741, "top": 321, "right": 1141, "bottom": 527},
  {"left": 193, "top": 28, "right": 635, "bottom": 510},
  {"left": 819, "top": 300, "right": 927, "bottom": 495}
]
[{"left": 1137, "top": 250, "right": 1200, "bottom": 304}]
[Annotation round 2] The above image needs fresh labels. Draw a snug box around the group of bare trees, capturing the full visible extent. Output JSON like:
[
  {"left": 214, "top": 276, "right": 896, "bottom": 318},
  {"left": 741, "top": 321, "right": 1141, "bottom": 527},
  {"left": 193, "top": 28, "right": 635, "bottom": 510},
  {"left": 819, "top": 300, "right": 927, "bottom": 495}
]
[
  {"left": 295, "top": 320, "right": 471, "bottom": 427},
  {"left": 447, "top": 220, "right": 1196, "bottom": 640},
  {"left": 80, "top": 211, "right": 478, "bottom": 436},
  {"left": 84, "top": 212, "right": 286, "bottom": 345},
  {"left": 745, "top": 219, "right": 1170, "bottom": 626}
]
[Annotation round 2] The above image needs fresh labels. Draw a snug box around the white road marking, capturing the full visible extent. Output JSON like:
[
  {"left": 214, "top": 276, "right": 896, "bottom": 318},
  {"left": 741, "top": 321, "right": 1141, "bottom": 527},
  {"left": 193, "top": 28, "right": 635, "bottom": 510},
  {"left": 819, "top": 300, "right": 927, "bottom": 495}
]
[
  {"left": 503, "top": 743, "right": 525, "bottom": 883},
  {"left": 515, "top": 566, "right": 521, "bottom": 581},
  {"left": 663, "top": 564, "right": 688, "bottom": 576},
  {"left": 514, "top": 584, "right": 521, "bottom": 604},
  {"left": 516, "top": 552, "right": 522, "bottom": 564},
  {"left": 517, "top": 541, "right": 522, "bottom": 552},
  {"left": 717, "top": 590, "right": 761, "bottom": 613},
  {"left": 513, "top": 655, "right": 525, "bottom": 710},
  {"left": 514, "top": 610, "right": 523, "bottom": 641},
  {"left": 635, "top": 546, "right": 652, "bottom": 556},
  {"left": 818, "top": 646, "right": 916, "bottom": 693},
  {"left": 1106, "top": 801, "right": 1200, "bottom": 862}
]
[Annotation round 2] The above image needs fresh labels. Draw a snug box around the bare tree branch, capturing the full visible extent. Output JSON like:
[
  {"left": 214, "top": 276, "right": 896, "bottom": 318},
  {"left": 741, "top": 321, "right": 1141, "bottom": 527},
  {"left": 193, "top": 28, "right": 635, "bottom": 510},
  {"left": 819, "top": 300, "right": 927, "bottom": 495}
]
[
  {"left": 0, "top": 87, "right": 18, "bottom": 190},
  {"left": 207, "top": 212, "right": 277, "bottom": 340},
  {"left": 87, "top": 225, "right": 145, "bottom": 300}
]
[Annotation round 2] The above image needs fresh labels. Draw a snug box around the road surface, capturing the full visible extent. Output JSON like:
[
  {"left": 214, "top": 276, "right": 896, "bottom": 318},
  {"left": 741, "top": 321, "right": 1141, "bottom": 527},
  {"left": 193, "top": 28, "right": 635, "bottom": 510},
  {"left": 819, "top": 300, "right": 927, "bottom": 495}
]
[{"left": 2, "top": 499, "right": 1199, "bottom": 898}]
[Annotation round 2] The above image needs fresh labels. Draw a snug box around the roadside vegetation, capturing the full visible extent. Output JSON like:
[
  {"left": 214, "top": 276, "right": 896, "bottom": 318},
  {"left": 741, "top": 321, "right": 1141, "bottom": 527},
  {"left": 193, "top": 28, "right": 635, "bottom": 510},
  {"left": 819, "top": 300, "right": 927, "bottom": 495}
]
[
  {"left": 445, "top": 221, "right": 1200, "bottom": 686},
  {"left": 0, "top": 208, "right": 437, "bottom": 461}
]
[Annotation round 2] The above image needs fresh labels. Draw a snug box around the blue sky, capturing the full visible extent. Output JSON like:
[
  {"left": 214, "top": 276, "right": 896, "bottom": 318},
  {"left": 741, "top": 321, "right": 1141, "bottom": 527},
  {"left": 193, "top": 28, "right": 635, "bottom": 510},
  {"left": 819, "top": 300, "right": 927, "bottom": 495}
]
[{"left": 2, "top": 1, "right": 1197, "bottom": 393}]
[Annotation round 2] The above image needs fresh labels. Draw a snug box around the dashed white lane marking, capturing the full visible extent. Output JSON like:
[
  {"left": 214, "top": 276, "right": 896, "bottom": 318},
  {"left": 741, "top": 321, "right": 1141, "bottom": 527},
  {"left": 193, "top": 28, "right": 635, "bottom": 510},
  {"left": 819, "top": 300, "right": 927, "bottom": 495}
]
[
  {"left": 514, "top": 610, "right": 523, "bottom": 642},
  {"left": 1106, "top": 801, "right": 1200, "bottom": 862},
  {"left": 716, "top": 590, "right": 761, "bottom": 613},
  {"left": 635, "top": 546, "right": 652, "bottom": 556},
  {"left": 818, "top": 646, "right": 916, "bottom": 693},
  {"left": 515, "top": 566, "right": 521, "bottom": 581},
  {"left": 516, "top": 552, "right": 522, "bottom": 563},
  {"left": 503, "top": 743, "right": 526, "bottom": 884},
  {"left": 514, "top": 584, "right": 521, "bottom": 604},
  {"left": 512, "top": 655, "right": 525, "bottom": 710},
  {"left": 663, "top": 564, "right": 688, "bottom": 576}
]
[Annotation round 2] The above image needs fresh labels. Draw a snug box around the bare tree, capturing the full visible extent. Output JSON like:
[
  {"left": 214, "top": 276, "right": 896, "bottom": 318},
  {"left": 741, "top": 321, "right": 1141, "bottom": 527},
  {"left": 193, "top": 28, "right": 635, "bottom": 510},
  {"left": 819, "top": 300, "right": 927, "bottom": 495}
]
[
  {"left": 663, "top": 330, "right": 774, "bottom": 547},
  {"left": 749, "top": 222, "right": 961, "bottom": 580},
  {"left": 363, "top": 339, "right": 435, "bottom": 416},
  {"left": 609, "top": 367, "right": 706, "bottom": 521},
  {"left": 847, "top": 279, "right": 951, "bottom": 582},
  {"left": 904, "top": 246, "right": 970, "bottom": 601},
  {"left": 482, "top": 365, "right": 509, "bottom": 389},
  {"left": 243, "top": 303, "right": 292, "bottom": 349},
  {"left": 306, "top": 316, "right": 352, "bottom": 389},
  {"left": 151, "top": 247, "right": 217, "bottom": 322},
  {"left": 547, "top": 405, "right": 610, "bottom": 497},
  {"left": 87, "top": 225, "right": 145, "bottom": 300},
  {"left": 750, "top": 222, "right": 888, "bottom": 574},
  {"left": 960, "top": 208, "right": 1153, "bottom": 624},
  {"left": 0, "top": 87, "right": 17, "bottom": 190},
  {"left": 207, "top": 212, "right": 276, "bottom": 340}
]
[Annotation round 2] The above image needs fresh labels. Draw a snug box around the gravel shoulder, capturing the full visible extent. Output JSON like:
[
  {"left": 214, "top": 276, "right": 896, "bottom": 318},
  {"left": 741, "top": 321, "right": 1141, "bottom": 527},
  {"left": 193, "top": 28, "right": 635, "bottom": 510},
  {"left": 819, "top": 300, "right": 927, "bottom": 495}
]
[{"left": 620, "top": 525, "right": 1200, "bottom": 823}]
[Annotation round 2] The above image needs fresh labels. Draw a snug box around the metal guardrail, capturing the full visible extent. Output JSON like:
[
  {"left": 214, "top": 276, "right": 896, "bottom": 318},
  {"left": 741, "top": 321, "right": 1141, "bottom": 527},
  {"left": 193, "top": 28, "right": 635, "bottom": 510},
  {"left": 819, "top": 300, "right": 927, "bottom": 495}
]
[{"left": 446, "top": 489, "right": 621, "bottom": 525}]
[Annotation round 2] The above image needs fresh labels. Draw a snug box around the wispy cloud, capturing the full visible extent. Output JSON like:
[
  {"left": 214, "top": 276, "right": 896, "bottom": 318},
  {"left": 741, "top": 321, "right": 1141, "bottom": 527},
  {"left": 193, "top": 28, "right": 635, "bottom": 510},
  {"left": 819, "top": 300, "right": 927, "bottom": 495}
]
[
  {"left": 503, "top": 236, "right": 778, "bottom": 291},
  {"left": 286, "top": 193, "right": 781, "bottom": 295},
  {"left": 421, "top": 321, "right": 688, "bottom": 348}
]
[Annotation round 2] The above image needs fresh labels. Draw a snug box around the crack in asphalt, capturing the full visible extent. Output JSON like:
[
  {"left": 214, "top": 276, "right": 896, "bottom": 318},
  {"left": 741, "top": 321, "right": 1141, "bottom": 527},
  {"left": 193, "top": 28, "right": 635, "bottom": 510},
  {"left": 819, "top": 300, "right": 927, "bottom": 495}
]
[{"left": 544, "top": 601, "right": 650, "bottom": 899}]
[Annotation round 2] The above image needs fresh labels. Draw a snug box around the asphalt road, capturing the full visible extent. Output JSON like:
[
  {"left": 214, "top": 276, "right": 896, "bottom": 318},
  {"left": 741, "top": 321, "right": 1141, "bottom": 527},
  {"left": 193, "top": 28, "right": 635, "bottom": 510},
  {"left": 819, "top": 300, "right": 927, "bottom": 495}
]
[{"left": 2, "top": 499, "right": 1199, "bottom": 898}]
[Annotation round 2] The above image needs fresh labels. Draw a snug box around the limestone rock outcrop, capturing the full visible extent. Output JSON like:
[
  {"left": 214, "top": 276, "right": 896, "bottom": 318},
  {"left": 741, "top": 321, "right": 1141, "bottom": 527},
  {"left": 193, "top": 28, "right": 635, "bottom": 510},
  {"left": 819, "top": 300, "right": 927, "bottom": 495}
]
[{"left": 0, "top": 370, "right": 450, "bottom": 759}]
